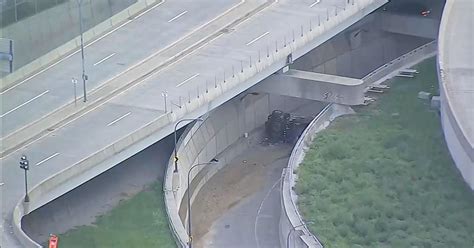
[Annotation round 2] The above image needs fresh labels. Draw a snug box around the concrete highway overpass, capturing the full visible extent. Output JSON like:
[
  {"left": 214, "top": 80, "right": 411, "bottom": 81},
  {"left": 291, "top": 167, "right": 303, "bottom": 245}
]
[
  {"left": 0, "top": 0, "right": 388, "bottom": 247},
  {"left": 438, "top": 0, "right": 474, "bottom": 190}
]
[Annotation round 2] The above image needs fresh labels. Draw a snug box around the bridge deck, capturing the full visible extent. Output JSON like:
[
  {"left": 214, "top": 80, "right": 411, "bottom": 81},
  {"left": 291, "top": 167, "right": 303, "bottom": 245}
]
[{"left": 0, "top": 0, "right": 386, "bottom": 246}]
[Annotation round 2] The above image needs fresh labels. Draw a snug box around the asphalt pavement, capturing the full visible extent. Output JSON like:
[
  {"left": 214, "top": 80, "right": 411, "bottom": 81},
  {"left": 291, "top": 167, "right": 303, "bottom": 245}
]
[
  {"left": 193, "top": 143, "right": 291, "bottom": 248},
  {"left": 0, "top": 0, "right": 240, "bottom": 138},
  {"left": 0, "top": 0, "right": 373, "bottom": 246}
]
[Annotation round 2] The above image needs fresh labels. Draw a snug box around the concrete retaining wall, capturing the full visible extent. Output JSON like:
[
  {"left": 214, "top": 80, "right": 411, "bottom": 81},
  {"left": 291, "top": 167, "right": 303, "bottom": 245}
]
[
  {"left": 377, "top": 12, "right": 440, "bottom": 39},
  {"left": 1, "top": 0, "right": 162, "bottom": 90},
  {"left": 11, "top": 0, "right": 387, "bottom": 246},
  {"left": 363, "top": 40, "right": 437, "bottom": 86},
  {"left": 279, "top": 104, "right": 354, "bottom": 248},
  {"left": 163, "top": 93, "right": 315, "bottom": 247},
  {"left": 279, "top": 40, "right": 439, "bottom": 248},
  {"left": 437, "top": 0, "right": 474, "bottom": 190},
  {"left": 164, "top": 95, "right": 270, "bottom": 247},
  {"left": 293, "top": 13, "right": 432, "bottom": 80}
]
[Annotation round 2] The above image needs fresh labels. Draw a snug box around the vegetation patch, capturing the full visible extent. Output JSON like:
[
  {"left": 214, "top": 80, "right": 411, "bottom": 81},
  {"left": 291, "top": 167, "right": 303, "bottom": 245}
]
[
  {"left": 296, "top": 58, "right": 474, "bottom": 248},
  {"left": 55, "top": 182, "right": 175, "bottom": 248}
]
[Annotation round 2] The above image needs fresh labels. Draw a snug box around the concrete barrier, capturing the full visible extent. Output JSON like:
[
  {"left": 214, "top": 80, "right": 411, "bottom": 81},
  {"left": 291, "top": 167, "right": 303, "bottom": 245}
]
[
  {"left": 1, "top": 0, "right": 163, "bottom": 91},
  {"left": 279, "top": 40, "right": 441, "bottom": 248},
  {"left": 1, "top": 0, "right": 266, "bottom": 158},
  {"left": 163, "top": 95, "right": 264, "bottom": 246},
  {"left": 362, "top": 40, "right": 437, "bottom": 86},
  {"left": 11, "top": 0, "right": 388, "bottom": 246},
  {"left": 163, "top": 92, "right": 317, "bottom": 247},
  {"left": 12, "top": 202, "right": 41, "bottom": 248},
  {"left": 279, "top": 104, "right": 354, "bottom": 248}
]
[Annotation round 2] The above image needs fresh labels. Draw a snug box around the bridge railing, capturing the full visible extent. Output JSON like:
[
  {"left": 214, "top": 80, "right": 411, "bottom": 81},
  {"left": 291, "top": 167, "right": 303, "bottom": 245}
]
[
  {"left": 362, "top": 40, "right": 437, "bottom": 86},
  {"left": 11, "top": 0, "right": 388, "bottom": 246}
]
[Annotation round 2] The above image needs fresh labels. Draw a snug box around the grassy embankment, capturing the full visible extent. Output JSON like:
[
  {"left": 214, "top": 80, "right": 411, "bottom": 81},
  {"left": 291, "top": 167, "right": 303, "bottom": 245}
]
[
  {"left": 55, "top": 182, "right": 176, "bottom": 248},
  {"left": 296, "top": 58, "right": 474, "bottom": 248}
]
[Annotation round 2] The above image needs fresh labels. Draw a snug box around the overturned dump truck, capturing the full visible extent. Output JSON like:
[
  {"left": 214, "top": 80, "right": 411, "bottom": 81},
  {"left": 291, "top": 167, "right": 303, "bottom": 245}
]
[{"left": 264, "top": 110, "right": 312, "bottom": 144}]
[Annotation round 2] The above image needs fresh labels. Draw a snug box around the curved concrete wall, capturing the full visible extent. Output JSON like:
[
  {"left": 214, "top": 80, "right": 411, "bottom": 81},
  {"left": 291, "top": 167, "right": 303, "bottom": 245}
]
[
  {"left": 280, "top": 104, "right": 354, "bottom": 248},
  {"left": 163, "top": 92, "right": 317, "bottom": 247},
  {"left": 437, "top": 0, "right": 474, "bottom": 190},
  {"left": 279, "top": 42, "right": 440, "bottom": 248},
  {"left": 163, "top": 94, "right": 269, "bottom": 247},
  {"left": 11, "top": 0, "right": 388, "bottom": 246}
]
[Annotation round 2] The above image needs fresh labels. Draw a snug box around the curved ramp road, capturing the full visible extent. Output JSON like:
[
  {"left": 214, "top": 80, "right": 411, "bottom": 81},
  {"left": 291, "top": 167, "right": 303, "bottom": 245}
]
[
  {"left": 193, "top": 142, "right": 291, "bottom": 248},
  {"left": 0, "top": 0, "right": 386, "bottom": 247}
]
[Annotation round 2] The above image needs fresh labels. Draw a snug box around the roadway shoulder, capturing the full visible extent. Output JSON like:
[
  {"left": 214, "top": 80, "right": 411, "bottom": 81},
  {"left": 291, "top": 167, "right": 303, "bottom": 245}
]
[{"left": 0, "top": 0, "right": 271, "bottom": 159}]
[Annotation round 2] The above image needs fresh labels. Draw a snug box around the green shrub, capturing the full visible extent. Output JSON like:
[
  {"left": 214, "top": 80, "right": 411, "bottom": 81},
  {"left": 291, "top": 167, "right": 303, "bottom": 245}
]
[
  {"left": 320, "top": 141, "right": 351, "bottom": 160},
  {"left": 296, "top": 58, "right": 474, "bottom": 248}
]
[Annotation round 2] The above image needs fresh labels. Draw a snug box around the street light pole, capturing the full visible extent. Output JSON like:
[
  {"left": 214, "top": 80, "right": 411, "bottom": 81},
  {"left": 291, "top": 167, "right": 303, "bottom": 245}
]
[
  {"left": 173, "top": 118, "right": 203, "bottom": 173},
  {"left": 286, "top": 221, "right": 314, "bottom": 248},
  {"left": 77, "top": 0, "right": 88, "bottom": 102},
  {"left": 19, "top": 155, "right": 30, "bottom": 203},
  {"left": 187, "top": 159, "right": 218, "bottom": 248}
]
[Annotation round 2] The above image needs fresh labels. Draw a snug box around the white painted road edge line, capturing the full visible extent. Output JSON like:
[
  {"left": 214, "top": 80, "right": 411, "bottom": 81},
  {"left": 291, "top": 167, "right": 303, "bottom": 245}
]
[
  {"left": 36, "top": 152, "right": 60, "bottom": 166},
  {"left": 0, "top": 0, "right": 167, "bottom": 95},
  {"left": 168, "top": 10, "right": 188, "bottom": 23},
  {"left": 309, "top": 0, "right": 321, "bottom": 8},
  {"left": 254, "top": 177, "right": 282, "bottom": 248},
  {"left": 133, "top": 0, "right": 166, "bottom": 20},
  {"left": 176, "top": 73, "right": 200, "bottom": 87},
  {"left": 0, "top": 90, "right": 50, "bottom": 118},
  {"left": 94, "top": 53, "right": 116, "bottom": 66},
  {"left": 246, "top": 31, "right": 270, "bottom": 46},
  {"left": 107, "top": 112, "right": 132, "bottom": 126},
  {"left": 0, "top": 0, "right": 244, "bottom": 158},
  {"left": 74, "top": 0, "right": 244, "bottom": 98}
]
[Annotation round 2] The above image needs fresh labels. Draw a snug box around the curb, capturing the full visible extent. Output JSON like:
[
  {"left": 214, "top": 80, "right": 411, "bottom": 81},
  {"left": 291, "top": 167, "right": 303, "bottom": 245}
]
[
  {"left": 1, "top": 0, "right": 267, "bottom": 158},
  {"left": 0, "top": 0, "right": 163, "bottom": 91}
]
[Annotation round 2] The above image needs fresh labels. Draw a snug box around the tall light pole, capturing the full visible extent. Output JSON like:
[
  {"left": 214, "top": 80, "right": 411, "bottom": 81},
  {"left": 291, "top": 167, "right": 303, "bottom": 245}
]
[
  {"left": 187, "top": 159, "right": 219, "bottom": 248},
  {"left": 286, "top": 221, "right": 314, "bottom": 248},
  {"left": 77, "top": 0, "right": 88, "bottom": 102},
  {"left": 173, "top": 118, "right": 203, "bottom": 173},
  {"left": 19, "top": 155, "right": 30, "bottom": 203}
]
